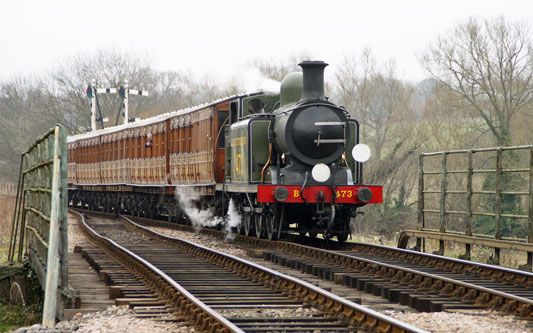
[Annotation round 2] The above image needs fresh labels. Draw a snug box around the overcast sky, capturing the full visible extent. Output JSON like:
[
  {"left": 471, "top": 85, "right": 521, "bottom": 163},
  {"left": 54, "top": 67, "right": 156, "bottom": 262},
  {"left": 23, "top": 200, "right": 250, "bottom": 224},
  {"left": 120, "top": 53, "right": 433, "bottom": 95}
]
[{"left": 1, "top": 0, "right": 533, "bottom": 83}]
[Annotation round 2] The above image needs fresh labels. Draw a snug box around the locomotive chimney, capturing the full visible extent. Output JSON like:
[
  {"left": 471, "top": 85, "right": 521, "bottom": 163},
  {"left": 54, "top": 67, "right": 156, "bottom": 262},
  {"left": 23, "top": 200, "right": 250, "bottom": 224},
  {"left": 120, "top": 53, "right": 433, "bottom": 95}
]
[{"left": 299, "top": 60, "right": 328, "bottom": 101}]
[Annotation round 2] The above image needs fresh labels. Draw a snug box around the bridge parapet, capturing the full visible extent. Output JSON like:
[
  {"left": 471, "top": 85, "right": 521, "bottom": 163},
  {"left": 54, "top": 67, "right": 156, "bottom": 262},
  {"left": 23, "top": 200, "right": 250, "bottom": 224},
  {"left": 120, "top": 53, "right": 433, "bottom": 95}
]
[
  {"left": 401, "top": 145, "right": 533, "bottom": 270},
  {"left": 8, "top": 125, "right": 70, "bottom": 324}
]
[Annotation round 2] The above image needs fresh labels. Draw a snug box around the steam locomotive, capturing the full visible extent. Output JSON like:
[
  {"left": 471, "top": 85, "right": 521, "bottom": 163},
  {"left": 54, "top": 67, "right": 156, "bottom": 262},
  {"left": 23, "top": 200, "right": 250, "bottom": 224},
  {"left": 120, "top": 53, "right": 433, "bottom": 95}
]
[{"left": 67, "top": 61, "right": 382, "bottom": 242}]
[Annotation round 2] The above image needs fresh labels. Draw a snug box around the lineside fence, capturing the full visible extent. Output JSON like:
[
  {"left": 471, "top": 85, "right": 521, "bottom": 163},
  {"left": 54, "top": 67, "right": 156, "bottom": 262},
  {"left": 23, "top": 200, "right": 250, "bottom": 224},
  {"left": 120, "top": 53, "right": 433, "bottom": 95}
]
[
  {"left": 398, "top": 145, "right": 533, "bottom": 270},
  {"left": 8, "top": 125, "right": 71, "bottom": 324}
]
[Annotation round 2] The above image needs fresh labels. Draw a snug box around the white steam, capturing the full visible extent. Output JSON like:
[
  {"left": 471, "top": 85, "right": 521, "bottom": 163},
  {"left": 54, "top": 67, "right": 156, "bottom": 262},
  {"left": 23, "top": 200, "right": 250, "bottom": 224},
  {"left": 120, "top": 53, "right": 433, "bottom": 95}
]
[
  {"left": 174, "top": 188, "right": 242, "bottom": 239},
  {"left": 230, "top": 67, "right": 280, "bottom": 93},
  {"left": 224, "top": 199, "right": 242, "bottom": 240},
  {"left": 175, "top": 188, "right": 222, "bottom": 228}
]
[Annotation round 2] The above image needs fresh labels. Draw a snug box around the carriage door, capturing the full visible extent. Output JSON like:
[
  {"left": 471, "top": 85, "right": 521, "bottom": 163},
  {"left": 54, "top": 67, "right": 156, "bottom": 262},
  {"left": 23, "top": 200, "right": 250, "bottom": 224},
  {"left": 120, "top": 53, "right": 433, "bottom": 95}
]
[{"left": 215, "top": 109, "right": 229, "bottom": 182}]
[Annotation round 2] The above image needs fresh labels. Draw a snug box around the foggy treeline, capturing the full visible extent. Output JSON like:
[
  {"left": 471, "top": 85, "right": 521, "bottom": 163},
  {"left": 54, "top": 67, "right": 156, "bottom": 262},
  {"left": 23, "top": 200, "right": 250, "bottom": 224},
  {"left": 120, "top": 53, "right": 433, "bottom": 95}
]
[{"left": 2, "top": 17, "right": 533, "bottom": 237}]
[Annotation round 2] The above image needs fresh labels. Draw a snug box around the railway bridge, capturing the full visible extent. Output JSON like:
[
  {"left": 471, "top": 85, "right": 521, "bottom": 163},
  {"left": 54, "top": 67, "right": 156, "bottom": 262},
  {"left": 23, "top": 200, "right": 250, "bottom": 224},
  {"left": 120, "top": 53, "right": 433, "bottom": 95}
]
[{"left": 5, "top": 125, "right": 533, "bottom": 330}]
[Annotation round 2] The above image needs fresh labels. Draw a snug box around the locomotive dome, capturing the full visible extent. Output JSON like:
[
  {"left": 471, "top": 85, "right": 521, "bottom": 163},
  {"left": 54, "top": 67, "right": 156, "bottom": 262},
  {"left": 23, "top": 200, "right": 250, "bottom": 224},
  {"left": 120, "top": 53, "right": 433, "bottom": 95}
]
[{"left": 279, "top": 72, "right": 303, "bottom": 107}]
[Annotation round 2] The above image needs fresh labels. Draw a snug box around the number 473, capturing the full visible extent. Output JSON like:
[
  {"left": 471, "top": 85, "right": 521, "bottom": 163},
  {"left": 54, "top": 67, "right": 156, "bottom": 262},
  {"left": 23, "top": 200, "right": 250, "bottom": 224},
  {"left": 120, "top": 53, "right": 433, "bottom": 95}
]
[{"left": 336, "top": 190, "right": 352, "bottom": 198}]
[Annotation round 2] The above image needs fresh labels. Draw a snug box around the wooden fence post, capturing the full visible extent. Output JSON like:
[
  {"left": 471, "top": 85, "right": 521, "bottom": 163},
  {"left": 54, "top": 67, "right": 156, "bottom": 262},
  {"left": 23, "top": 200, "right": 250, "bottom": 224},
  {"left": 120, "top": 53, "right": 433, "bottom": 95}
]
[
  {"left": 461, "top": 150, "right": 473, "bottom": 260},
  {"left": 417, "top": 154, "right": 424, "bottom": 251},
  {"left": 8, "top": 156, "right": 24, "bottom": 261},
  {"left": 493, "top": 148, "right": 502, "bottom": 265},
  {"left": 436, "top": 152, "right": 447, "bottom": 255},
  {"left": 527, "top": 147, "right": 533, "bottom": 269},
  {"left": 42, "top": 126, "right": 61, "bottom": 326}
]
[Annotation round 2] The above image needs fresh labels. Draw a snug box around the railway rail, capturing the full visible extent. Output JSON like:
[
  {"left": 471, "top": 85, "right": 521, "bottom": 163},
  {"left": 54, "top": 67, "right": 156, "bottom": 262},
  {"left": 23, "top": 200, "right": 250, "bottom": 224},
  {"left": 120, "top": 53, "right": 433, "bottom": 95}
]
[
  {"left": 71, "top": 210, "right": 424, "bottom": 332},
  {"left": 116, "top": 214, "right": 533, "bottom": 321}
]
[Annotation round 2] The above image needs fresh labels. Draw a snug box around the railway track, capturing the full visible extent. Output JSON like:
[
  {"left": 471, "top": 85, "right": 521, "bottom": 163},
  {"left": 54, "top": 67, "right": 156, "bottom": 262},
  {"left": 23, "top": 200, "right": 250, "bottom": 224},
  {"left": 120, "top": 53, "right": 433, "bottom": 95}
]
[
  {"left": 116, "top": 214, "right": 533, "bottom": 322},
  {"left": 71, "top": 210, "right": 424, "bottom": 332},
  {"left": 264, "top": 238, "right": 533, "bottom": 319}
]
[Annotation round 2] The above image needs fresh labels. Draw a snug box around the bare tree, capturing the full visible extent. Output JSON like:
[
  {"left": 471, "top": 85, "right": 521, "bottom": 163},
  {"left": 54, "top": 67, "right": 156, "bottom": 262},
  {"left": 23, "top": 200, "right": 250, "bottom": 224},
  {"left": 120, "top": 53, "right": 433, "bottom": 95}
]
[
  {"left": 0, "top": 76, "right": 57, "bottom": 181},
  {"left": 47, "top": 49, "right": 160, "bottom": 133},
  {"left": 419, "top": 78, "right": 493, "bottom": 150},
  {"left": 335, "top": 49, "right": 376, "bottom": 139},
  {"left": 43, "top": 49, "right": 228, "bottom": 133},
  {"left": 333, "top": 51, "right": 428, "bottom": 235},
  {"left": 0, "top": 49, "right": 232, "bottom": 181},
  {"left": 422, "top": 16, "right": 533, "bottom": 146}
]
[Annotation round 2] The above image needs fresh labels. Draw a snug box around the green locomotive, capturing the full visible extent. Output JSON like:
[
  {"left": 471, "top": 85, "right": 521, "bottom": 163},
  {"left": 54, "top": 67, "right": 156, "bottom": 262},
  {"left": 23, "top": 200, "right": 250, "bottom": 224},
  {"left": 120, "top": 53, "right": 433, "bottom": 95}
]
[{"left": 225, "top": 61, "right": 381, "bottom": 241}]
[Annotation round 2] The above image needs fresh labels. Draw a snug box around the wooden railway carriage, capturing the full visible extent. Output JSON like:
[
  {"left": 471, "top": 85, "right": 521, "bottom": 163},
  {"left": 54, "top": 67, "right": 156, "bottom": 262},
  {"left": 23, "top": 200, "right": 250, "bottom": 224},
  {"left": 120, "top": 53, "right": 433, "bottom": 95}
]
[
  {"left": 68, "top": 97, "right": 233, "bottom": 215},
  {"left": 68, "top": 61, "right": 382, "bottom": 242}
]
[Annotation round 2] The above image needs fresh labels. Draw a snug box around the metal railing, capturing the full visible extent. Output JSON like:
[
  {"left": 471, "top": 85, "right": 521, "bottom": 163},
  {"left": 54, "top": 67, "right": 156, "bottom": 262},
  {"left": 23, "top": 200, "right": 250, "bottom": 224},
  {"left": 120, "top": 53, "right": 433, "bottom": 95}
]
[
  {"left": 8, "top": 125, "right": 69, "bottom": 324},
  {"left": 399, "top": 145, "right": 533, "bottom": 269}
]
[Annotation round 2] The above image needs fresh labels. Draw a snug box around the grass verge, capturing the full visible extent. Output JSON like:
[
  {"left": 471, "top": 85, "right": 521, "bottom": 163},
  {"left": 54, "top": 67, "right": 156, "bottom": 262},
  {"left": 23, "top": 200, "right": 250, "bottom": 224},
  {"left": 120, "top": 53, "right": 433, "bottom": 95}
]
[
  {"left": 0, "top": 303, "right": 41, "bottom": 332},
  {"left": 0, "top": 264, "right": 43, "bottom": 332}
]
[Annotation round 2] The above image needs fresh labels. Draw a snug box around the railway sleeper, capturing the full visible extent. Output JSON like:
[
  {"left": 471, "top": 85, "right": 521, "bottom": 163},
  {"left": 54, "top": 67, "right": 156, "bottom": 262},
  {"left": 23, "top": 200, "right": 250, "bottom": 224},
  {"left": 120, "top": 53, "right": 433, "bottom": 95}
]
[
  {"left": 72, "top": 245, "right": 180, "bottom": 324},
  {"left": 262, "top": 250, "right": 510, "bottom": 315}
]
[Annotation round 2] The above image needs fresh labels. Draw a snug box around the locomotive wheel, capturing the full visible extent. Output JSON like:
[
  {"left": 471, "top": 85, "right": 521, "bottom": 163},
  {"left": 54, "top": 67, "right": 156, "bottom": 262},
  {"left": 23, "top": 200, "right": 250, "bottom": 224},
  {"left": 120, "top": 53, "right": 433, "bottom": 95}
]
[
  {"left": 254, "top": 213, "right": 263, "bottom": 238},
  {"left": 263, "top": 213, "right": 276, "bottom": 240},
  {"left": 244, "top": 214, "right": 254, "bottom": 236},
  {"left": 263, "top": 207, "right": 282, "bottom": 241},
  {"left": 277, "top": 207, "right": 285, "bottom": 239},
  {"left": 337, "top": 232, "right": 349, "bottom": 243}
]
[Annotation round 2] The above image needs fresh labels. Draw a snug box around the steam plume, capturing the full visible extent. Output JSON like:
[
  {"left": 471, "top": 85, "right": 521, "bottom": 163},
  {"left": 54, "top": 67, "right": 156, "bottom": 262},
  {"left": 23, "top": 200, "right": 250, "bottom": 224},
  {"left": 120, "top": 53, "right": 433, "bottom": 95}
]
[{"left": 175, "top": 188, "right": 222, "bottom": 228}]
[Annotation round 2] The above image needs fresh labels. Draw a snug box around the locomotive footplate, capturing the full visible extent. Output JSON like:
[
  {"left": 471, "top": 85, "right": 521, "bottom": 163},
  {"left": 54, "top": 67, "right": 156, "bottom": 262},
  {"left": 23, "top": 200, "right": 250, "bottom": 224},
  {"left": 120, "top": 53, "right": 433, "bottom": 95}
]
[{"left": 257, "top": 185, "right": 382, "bottom": 204}]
